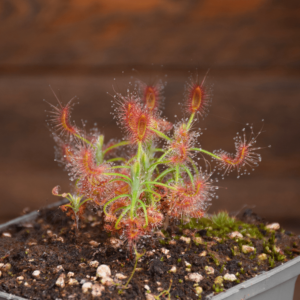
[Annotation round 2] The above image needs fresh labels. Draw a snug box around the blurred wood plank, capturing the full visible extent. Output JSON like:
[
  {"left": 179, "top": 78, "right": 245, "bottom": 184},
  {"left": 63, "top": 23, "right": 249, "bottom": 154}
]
[{"left": 0, "top": 0, "right": 299, "bottom": 68}]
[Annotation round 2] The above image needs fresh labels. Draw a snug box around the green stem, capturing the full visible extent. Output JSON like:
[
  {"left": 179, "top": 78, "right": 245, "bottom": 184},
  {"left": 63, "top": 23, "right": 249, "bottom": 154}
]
[
  {"left": 115, "top": 206, "right": 131, "bottom": 229},
  {"left": 106, "top": 157, "right": 126, "bottom": 163},
  {"left": 186, "top": 112, "right": 195, "bottom": 130},
  {"left": 95, "top": 135, "right": 104, "bottom": 165},
  {"left": 74, "top": 133, "right": 95, "bottom": 149},
  {"left": 124, "top": 248, "right": 146, "bottom": 289},
  {"left": 154, "top": 167, "right": 175, "bottom": 182},
  {"left": 142, "top": 189, "right": 162, "bottom": 200},
  {"left": 103, "top": 194, "right": 131, "bottom": 215},
  {"left": 103, "top": 173, "right": 132, "bottom": 183},
  {"left": 103, "top": 140, "right": 130, "bottom": 155},
  {"left": 188, "top": 157, "right": 199, "bottom": 176},
  {"left": 144, "top": 181, "right": 177, "bottom": 191},
  {"left": 182, "top": 165, "right": 194, "bottom": 187},
  {"left": 137, "top": 199, "right": 148, "bottom": 226},
  {"left": 111, "top": 165, "right": 131, "bottom": 169},
  {"left": 150, "top": 128, "right": 171, "bottom": 141},
  {"left": 191, "top": 148, "right": 222, "bottom": 160},
  {"left": 137, "top": 142, "right": 143, "bottom": 162}
]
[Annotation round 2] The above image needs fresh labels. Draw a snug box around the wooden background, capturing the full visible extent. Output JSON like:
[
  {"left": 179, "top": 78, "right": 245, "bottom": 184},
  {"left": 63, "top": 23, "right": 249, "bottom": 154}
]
[{"left": 0, "top": 0, "right": 300, "bottom": 296}]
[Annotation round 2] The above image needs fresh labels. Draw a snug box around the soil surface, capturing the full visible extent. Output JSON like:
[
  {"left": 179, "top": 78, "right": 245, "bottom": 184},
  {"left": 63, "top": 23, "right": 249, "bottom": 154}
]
[{"left": 0, "top": 206, "right": 300, "bottom": 300}]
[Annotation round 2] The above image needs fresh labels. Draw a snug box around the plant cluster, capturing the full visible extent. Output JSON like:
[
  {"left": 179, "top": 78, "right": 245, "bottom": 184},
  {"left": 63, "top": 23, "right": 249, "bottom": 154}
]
[{"left": 48, "top": 74, "right": 263, "bottom": 247}]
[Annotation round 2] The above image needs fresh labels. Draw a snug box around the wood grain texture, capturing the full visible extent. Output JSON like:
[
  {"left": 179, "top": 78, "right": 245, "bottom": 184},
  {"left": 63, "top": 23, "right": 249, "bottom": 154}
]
[{"left": 0, "top": 0, "right": 299, "bottom": 68}]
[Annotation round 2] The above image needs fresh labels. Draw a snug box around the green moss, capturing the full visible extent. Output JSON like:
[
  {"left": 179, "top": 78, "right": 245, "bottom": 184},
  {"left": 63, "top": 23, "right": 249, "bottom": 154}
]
[
  {"left": 220, "top": 264, "right": 226, "bottom": 273},
  {"left": 212, "top": 283, "right": 224, "bottom": 293},
  {"left": 211, "top": 211, "right": 236, "bottom": 229},
  {"left": 268, "top": 256, "right": 275, "bottom": 268},
  {"left": 209, "top": 252, "right": 220, "bottom": 266},
  {"left": 179, "top": 212, "right": 263, "bottom": 240}
]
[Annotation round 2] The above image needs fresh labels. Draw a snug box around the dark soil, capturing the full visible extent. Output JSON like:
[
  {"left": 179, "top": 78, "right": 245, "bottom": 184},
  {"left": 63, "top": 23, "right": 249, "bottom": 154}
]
[{"left": 0, "top": 206, "right": 299, "bottom": 300}]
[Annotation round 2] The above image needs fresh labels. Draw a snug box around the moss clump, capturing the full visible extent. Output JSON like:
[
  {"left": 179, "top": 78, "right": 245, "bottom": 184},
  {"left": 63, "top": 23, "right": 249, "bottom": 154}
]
[{"left": 180, "top": 211, "right": 264, "bottom": 240}]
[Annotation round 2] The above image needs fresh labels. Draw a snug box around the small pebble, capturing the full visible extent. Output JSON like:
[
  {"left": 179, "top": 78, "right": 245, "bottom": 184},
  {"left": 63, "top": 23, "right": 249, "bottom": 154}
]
[
  {"left": 193, "top": 236, "right": 203, "bottom": 244},
  {"left": 144, "top": 284, "right": 150, "bottom": 290},
  {"left": 180, "top": 236, "right": 191, "bottom": 244},
  {"left": 266, "top": 223, "right": 280, "bottom": 230},
  {"left": 228, "top": 231, "right": 243, "bottom": 239},
  {"left": 157, "top": 287, "right": 163, "bottom": 292},
  {"left": 115, "top": 273, "right": 127, "bottom": 280},
  {"left": 156, "top": 281, "right": 161, "bottom": 286},
  {"left": 96, "top": 265, "right": 111, "bottom": 278},
  {"left": 67, "top": 272, "right": 75, "bottom": 278},
  {"left": 195, "top": 286, "right": 203, "bottom": 294},
  {"left": 28, "top": 241, "right": 37, "bottom": 246},
  {"left": 188, "top": 273, "right": 203, "bottom": 283},
  {"left": 17, "top": 276, "right": 24, "bottom": 282},
  {"left": 89, "top": 240, "right": 100, "bottom": 247},
  {"left": 205, "top": 266, "right": 214, "bottom": 275},
  {"left": 101, "top": 277, "right": 114, "bottom": 286},
  {"left": 56, "top": 265, "right": 64, "bottom": 272},
  {"left": 161, "top": 248, "right": 169, "bottom": 255},
  {"left": 56, "top": 237, "right": 64, "bottom": 243},
  {"left": 79, "top": 263, "right": 87, "bottom": 268},
  {"left": 32, "top": 270, "right": 41, "bottom": 278},
  {"left": 0, "top": 271, "right": 2, "bottom": 277},
  {"left": 47, "top": 230, "right": 53, "bottom": 237},
  {"left": 169, "top": 266, "right": 177, "bottom": 273},
  {"left": 56, "top": 274, "right": 65, "bottom": 288},
  {"left": 82, "top": 282, "right": 93, "bottom": 293},
  {"left": 199, "top": 251, "right": 207, "bottom": 257},
  {"left": 24, "top": 282, "right": 30, "bottom": 287},
  {"left": 274, "top": 246, "right": 281, "bottom": 253},
  {"left": 223, "top": 273, "right": 237, "bottom": 281},
  {"left": 185, "top": 261, "right": 192, "bottom": 268},
  {"left": 89, "top": 260, "right": 99, "bottom": 268},
  {"left": 91, "top": 221, "right": 101, "bottom": 227},
  {"left": 91, "top": 284, "right": 104, "bottom": 297},
  {"left": 169, "top": 240, "right": 176, "bottom": 245},
  {"left": 146, "top": 294, "right": 156, "bottom": 300},
  {"left": 2, "top": 232, "right": 11, "bottom": 238},
  {"left": 258, "top": 253, "right": 268, "bottom": 261},
  {"left": 109, "top": 237, "right": 123, "bottom": 248},
  {"left": 68, "top": 278, "right": 79, "bottom": 285},
  {"left": 146, "top": 250, "right": 155, "bottom": 257},
  {"left": 242, "top": 245, "right": 255, "bottom": 254}
]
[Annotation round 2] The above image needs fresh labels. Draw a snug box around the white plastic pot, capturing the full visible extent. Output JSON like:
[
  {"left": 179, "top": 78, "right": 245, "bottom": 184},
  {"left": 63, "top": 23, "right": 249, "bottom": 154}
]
[{"left": 0, "top": 202, "right": 299, "bottom": 300}]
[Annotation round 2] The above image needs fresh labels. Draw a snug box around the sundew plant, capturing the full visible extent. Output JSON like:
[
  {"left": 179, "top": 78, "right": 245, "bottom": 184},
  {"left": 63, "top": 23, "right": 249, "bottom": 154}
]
[{"left": 48, "top": 74, "right": 263, "bottom": 246}]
